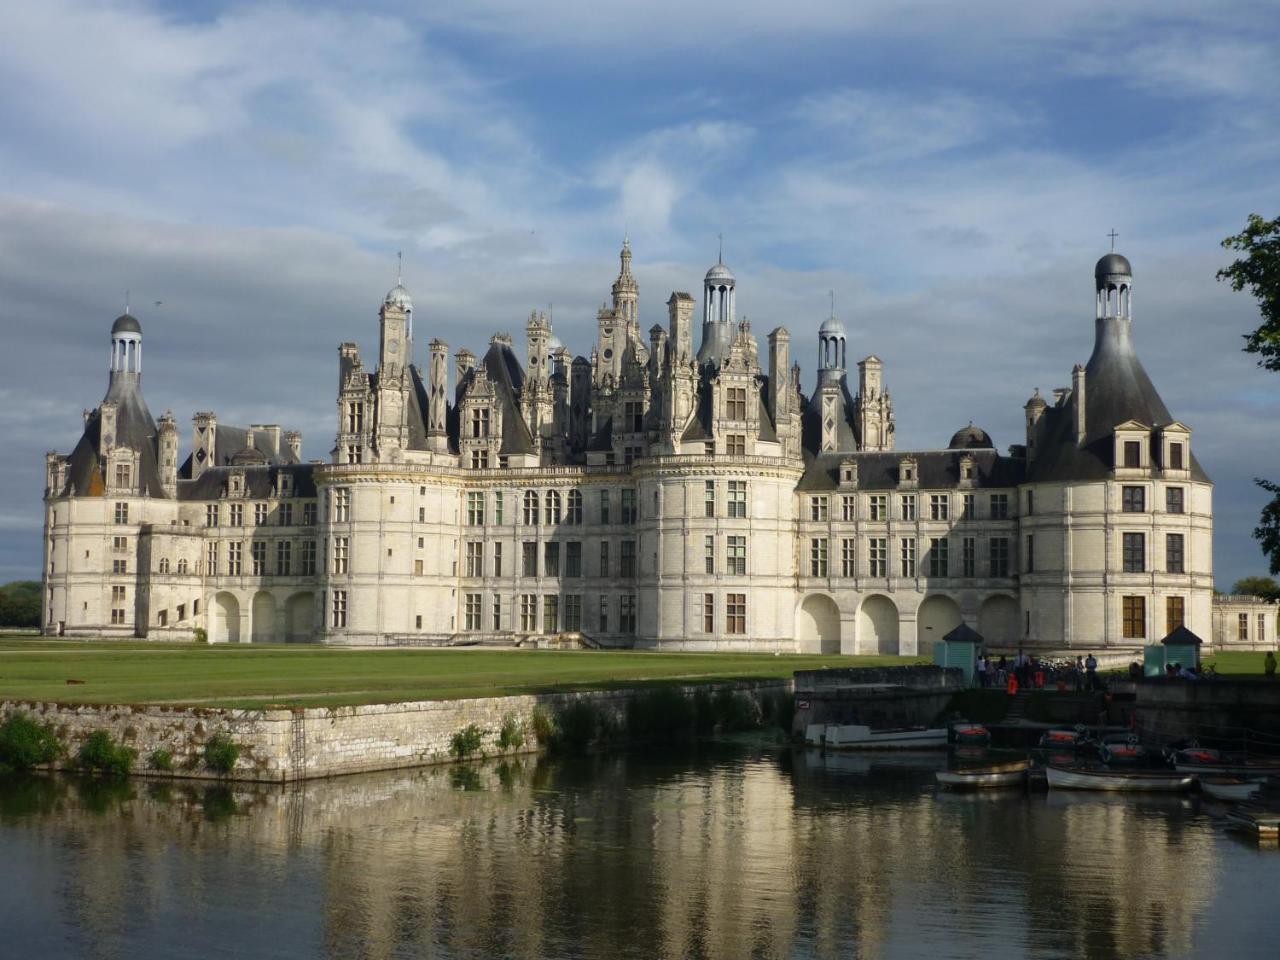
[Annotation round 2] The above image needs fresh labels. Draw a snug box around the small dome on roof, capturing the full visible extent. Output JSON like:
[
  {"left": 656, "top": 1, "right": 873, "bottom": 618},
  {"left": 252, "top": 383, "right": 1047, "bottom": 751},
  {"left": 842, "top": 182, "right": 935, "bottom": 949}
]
[
  {"left": 112, "top": 313, "right": 141, "bottom": 336},
  {"left": 819, "top": 316, "right": 845, "bottom": 337},
  {"left": 547, "top": 333, "right": 564, "bottom": 352},
  {"left": 384, "top": 283, "right": 413, "bottom": 309},
  {"left": 705, "top": 261, "right": 735, "bottom": 283},
  {"left": 1095, "top": 253, "right": 1132, "bottom": 281},
  {"left": 230, "top": 446, "right": 268, "bottom": 466},
  {"left": 948, "top": 422, "right": 994, "bottom": 450}
]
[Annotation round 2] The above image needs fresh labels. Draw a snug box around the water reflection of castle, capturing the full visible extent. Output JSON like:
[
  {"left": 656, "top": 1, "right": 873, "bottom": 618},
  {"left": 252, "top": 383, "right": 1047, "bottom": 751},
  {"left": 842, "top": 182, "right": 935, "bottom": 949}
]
[{"left": 14, "top": 756, "right": 1221, "bottom": 959}]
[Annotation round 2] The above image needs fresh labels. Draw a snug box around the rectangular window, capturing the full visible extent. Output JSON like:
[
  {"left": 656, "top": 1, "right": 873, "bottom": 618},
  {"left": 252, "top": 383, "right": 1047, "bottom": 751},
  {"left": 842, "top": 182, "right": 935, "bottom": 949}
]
[
  {"left": 111, "top": 585, "right": 126, "bottom": 603},
  {"left": 332, "top": 537, "right": 349, "bottom": 575},
  {"left": 333, "top": 488, "right": 350, "bottom": 522},
  {"left": 466, "top": 541, "right": 484, "bottom": 577},
  {"left": 704, "top": 481, "right": 715, "bottom": 518},
  {"left": 206, "top": 504, "right": 219, "bottom": 527},
  {"left": 545, "top": 542, "right": 561, "bottom": 577},
  {"left": 564, "top": 595, "right": 582, "bottom": 631},
  {"left": 543, "top": 595, "right": 559, "bottom": 633},
  {"left": 254, "top": 503, "right": 268, "bottom": 525},
  {"left": 566, "top": 541, "right": 582, "bottom": 577},
  {"left": 841, "top": 538, "right": 857, "bottom": 577},
  {"left": 111, "top": 608, "right": 126, "bottom": 625},
  {"left": 1122, "top": 486, "right": 1146, "bottom": 512},
  {"left": 1025, "top": 490, "right": 1034, "bottom": 516},
  {"left": 841, "top": 495, "right": 856, "bottom": 522},
  {"left": 929, "top": 495, "right": 949, "bottom": 521},
  {"left": 520, "top": 594, "right": 538, "bottom": 631},
  {"left": 899, "top": 538, "right": 916, "bottom": 578},
  {"left": 471, "top": 407, "right": 490, "bottom": 438},
  {"left": 347, "top": 401, "right": 364, "bottom": 434},
  {"left": 962, "top": 537, "right": 975, "bottom": 577},
  {"left": 600, "top": 490, "right": 611, "bottom": 524},
  {"left": 963, "top": 493, "right": 975, "bottom": 519},
  {"left": 522, "top": 541, "right": 537, "bottom": 577},
  {"left": 1124, "top": 440, "right": 1142, "bottom": 468},
  {"left": 704, "top": 534, "right": 715, "bottom": 575},
  {"left": 726, "top": 387, "right": 747, "bottom": 420},
  {"left": 302, "top": 502, "right": 317, "bottom": 525},
  {"left": 250, "top": 541, "right": 266, "bottom": 575},
  {"left": 494, "top": 492, "right": 505, "bottom": 525},
  {"left": 467, "top": 492, "right": 485, "bottom": 525},
  {"left": 869, "top": 494, "right": 888, "bottom": 521},
  {"left": 278, "top": 503, "right": 293, "bottom": 526},
  {"left": 620, "top": 595, "right": 637, "bottom": 634},
  {"left": 229, "top": 503, "right": 244, "bottom": 527},
  {"left": 620, "top": 540, "right": 636, "bottom": 578},
  {"left": 621, "top": 489, "right": 637, "bottom": 524},
  {"left": 1025, "top": 533, "right": 1034, "bottom": 573},
  {"left": 566, "top": 490, "right": 582, "bottom": 524},
  {"left": 1169, "top": 442, "right": 1184, "bottom": 470},
  {"left": 989, "top": 537, "right": 1009, "bottom": 577},
  {"left": 523, "top": 491, "right": 539, "bottom": 526},
  {"left": 1123, "top": 596, "right": 1146, "bottom": 639},
  {"left": 414, "top": 558, "right": 423, "bottom": 576},
  {"left": 276, "top": 540, "right": 291, "bottom": 576},
  {"left": 727, "top": 435, "right": 746, "bottom": 457},
  {"left": 227, "top": 542, "right": 242, "bottom": 576},
  {"left": 1260, "top": 614, "right": 1267, "bottom": 641},
  {"left": 703, "top": 593, "right": 715, "bottom": 633},
  {"left": 300, "top": 540, "right": 316, "bottom": 576},
  {"left": 599, "top": 541, "right": 610, "bottom": 578},
  {"left": 810, "top": 538, "right": 829, "bottom": 577},
  {"left": 1123, "top": 532, "right": 1145, "bottom": 573},
  {"left": 989, "top": 494, "right": 1008, "bottom": 520},
  {"left": 1239, "top": 613, "right": 1249, "bottom": 640},
  {"left": 599, "top": 596, "right": 609, "bottom": 633},
  {"left": 114, "top": 502, "right": 129, "bottom": 524},
  {"left": 545, "top": 491, "right": 562, "bottom": 525},
  {"left": 869, "top": 538, "right": 887, "bottom": 577},
  {"left": 810, "top": 496, "right": 829, "bottom": 522},
  {"left": 206, "top": 542, "right": 219, "bottom": 577},
  {"left": 900, "top": 495, "right": 916, "bottom": 521},
  {"left": 624, "top": 400, "right": 644, "bottom": 433},
  {"left": 114, "top": 464, "right": 132, "bottom": 489},
  {"left": 728, "top": 481, "right": 747, "bottom": 518},
  {"left": 1166, "top": 487, "right": 1185, "bottom": 514},
  {"left": 1165, "top": 533, "right": 1185, "bottom": 574},
  {"left": 727, "top": 535, "right": 747, "bottom": 575},
  {"left": 725, "top": 594, "right": 746, "bottom": 635},
  {"left": 347, "top": 444, "right": 363, "bottom": 465},
  {"left": 112, "top": 535, "right": 127, "bottom": 552},
  {"left": 1166, "top": 596, "right": 1185, "bottom": 634},
  {"left": 331, "top": 590, "right": 347, "bottom": 628},
  {"left": 493, "top": 541, "right": 503, "bottom": 577},
  {"left": 465, "top": 594, "right": 482, "bottom": 631},
  {"left": 929, "top": 537, "right": 949, "bottom": 577}
]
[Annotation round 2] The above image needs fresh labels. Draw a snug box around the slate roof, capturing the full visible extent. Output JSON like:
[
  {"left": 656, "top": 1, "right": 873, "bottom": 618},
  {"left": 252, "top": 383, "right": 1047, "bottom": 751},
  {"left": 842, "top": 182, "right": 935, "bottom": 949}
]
[
  {"left": 797, "top": 448, "right": 1026, "bottom": 492},
  {"left": 455, "top": 341, "right": 535, "bottom": 456},
  {"left": 61, "top": 373, "right": 165, "bottom": 498},
  {"left": 1160, "top": 625, "right": 1205, "bottom": 646},
  {"left": 178, "top": 423, "right": 301, "bottom": 477},
  {"left": 800, "top": 373, "right": 860, "bottom": 455},
  {"left": 177, "top": 463, "right": 318, "bottom": 501}
]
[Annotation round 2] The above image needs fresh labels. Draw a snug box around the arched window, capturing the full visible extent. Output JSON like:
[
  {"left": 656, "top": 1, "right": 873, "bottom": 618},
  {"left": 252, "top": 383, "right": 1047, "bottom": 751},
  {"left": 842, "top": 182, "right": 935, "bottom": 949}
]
[
  {"left": 159, "top": 557, "right": 170, "bottom": 574},
  {"left": 567, "top": 489, "right": 583, "bottom": 524},
  {"left": 523, "top": 489, "right": 539, "bottom": 525},
  {"left": 545, "top": 489, "right": 562, "bottom": 525}
]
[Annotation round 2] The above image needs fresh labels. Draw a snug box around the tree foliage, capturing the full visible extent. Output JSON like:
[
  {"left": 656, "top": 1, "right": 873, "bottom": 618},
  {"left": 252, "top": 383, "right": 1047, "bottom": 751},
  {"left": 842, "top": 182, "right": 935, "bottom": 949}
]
[
  {"left": 1255, "top": 479, "right": 1280, "bottom": 577},
  {"left": 1231, "top": 574, "right": 1280, "bottom": 601},
  {"left": 0, "top": 581, "right": 41, "bottom": 628},
  {"left": 1218, "top": 213, "right": 1280, "bottom": 371}
]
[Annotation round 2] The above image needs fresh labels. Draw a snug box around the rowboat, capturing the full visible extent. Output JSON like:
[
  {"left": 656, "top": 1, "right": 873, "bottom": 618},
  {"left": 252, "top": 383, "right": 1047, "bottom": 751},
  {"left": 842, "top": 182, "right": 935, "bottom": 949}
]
[
  {"left": 1199, "top": 777, "right": 1266, "bottom": 802},
  {"left": 1046, "top": 765, "right": 1195, "bottom": 792},
  {"left": 811, "top": 723, "right": 948, "bottom": 750},
  {"left": 1175, "top": 759, "right": 1280, "bottom": 777},
  {"left": 1039, "top": 727, "right": 1091, "bottom": 750},
  {"left": 936, "top": 759, "right": 1029, "bottom": 789},
  {"left": 1099, "top": 734, "right": 1148, "bottom": 765},
  {"left": 949, "top": 722, "right": 992, "bottom": 746}
]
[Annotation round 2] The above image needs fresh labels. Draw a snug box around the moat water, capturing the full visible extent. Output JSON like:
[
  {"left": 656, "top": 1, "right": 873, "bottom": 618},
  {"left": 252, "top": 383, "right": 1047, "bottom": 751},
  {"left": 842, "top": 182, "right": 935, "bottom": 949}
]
[{"left": 1, "top": 741, "right": 1277, "bottom": 960}]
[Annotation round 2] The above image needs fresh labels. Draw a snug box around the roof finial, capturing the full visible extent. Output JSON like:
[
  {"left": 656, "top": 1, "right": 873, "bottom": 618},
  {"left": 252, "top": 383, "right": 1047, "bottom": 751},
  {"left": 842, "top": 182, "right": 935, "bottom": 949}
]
[
  {"left": 829, "top": 289, "right": 835, "bottom": 320},
  {"left": 125, "top": 290, "right": 130, "bottom": 315},
  {"left": 1107, "top": 228, "right": 1118, "bottom": 252},
  {"left": 396, "top": 250, "right": 403, "bottom": 286},
  {"left": 718, "top": 232, "right": 723, "bottom": 264}
]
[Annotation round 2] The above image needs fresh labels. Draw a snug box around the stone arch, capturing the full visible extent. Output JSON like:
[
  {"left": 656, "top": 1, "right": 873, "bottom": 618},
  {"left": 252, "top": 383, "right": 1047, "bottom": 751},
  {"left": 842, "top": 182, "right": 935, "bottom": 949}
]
[
  {"left": 917, "top": 595, "right": 963, "bottom": 659},
  {"left": 858, "top": 594, "right": 900, "bottom": 655},
  {"left": 250, "top": 590, "right": 276, "bottom": 644},
  {"left": 212, "top": 592, "right": 240, "bottom": 644},
  {"left": 796, "top": 594, "right": 841, "bottom": 654},
  {"left": 285, "top": 592, "right": 314, "bottom": 643},
  {"left": 979, "top": 595, "right": 1019, "bottom": 648}
]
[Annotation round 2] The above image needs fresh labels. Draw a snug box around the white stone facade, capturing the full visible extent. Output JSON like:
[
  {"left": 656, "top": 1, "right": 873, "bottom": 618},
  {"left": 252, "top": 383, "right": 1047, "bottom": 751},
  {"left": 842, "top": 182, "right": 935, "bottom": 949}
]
[{"left": 43, "top": 246, "right": 1217, "bottom": 654}]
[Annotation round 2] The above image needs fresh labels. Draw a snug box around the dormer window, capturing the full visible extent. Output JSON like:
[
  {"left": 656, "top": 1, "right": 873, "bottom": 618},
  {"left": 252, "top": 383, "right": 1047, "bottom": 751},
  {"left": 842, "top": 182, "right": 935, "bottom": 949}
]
[
  {"left": 840, "top": 461, "right": 858, "bottom": 487},
  {"left": 114, "top": 464, "right": 132, "bottom": 489},
  {"left": 1123, "top": 441, "right": 1141, "bottom": 469},
  {"left": 1169, "top": 442, "right": 1184, "bottom": 470}
]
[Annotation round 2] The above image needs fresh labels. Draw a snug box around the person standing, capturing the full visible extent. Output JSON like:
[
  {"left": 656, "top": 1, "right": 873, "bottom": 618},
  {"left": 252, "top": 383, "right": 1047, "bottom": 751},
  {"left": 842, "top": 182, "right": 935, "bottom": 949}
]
[
  {"left": 976, "top": 654, "right": 988, "bottom": 688},
  {"left": 1265, "top": 649, "right": 1276, "bottom": 680},
  {"left": 1085, "top": 652, "right": 1098, "bottom": 691}
]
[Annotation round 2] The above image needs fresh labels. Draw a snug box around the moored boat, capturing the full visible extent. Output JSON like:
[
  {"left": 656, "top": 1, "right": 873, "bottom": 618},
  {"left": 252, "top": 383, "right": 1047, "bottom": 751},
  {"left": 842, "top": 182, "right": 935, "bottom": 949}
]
[
  {"left": 936, "top": 759, "right": 1029, "bottom": 789},
  {"left": 1046, "top": 765, "right": 1195, "bottom": 792},
  {"left": 1099, "top": 734, "right": 1148, "bottom": 765},
  {"left": 1174, "top": 758, "right": 1280, "bottom": 777},
  {"left": 1199, "top": 777, "right": 1266, "bottom": 802},
  {"left": 821, "top": 723, "right": 948, "bottom": 750},
  {"left": 949, "top": 721, "right": 992, "bottom": 746},
  {"left": 1039, "top": 727, "right": 1091, "bottom": 750}
]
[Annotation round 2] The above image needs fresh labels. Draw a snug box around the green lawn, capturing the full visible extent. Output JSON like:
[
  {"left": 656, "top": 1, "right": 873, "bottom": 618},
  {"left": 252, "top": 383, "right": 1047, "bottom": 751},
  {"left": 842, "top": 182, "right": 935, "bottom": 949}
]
[
  {"left": 1203, "top": 651, "right": 1277, "bottom": 677},
  {"left": 0, "top": 637, "right": 919, "bottom": 709}
]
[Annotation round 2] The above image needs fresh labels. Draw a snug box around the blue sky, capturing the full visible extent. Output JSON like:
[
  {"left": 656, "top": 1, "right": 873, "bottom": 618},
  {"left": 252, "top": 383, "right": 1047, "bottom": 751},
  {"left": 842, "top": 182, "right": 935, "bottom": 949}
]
[{"left": 0, "top": 0, "right": 1278, "bottom": 587}]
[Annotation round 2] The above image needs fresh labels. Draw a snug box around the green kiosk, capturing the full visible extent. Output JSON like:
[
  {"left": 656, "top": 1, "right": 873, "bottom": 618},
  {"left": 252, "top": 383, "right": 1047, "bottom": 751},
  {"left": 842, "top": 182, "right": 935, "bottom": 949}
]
[
  {"left": 1143, "top": 625, "right": 1204, "bottom": 678},
  {"left": 933, "top": 622, "right": 984, "bottom": 685}
]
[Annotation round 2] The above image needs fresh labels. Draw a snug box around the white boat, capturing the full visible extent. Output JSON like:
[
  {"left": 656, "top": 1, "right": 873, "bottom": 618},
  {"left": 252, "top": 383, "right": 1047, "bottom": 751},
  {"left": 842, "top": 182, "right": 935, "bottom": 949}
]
[
  {"left": 936, "top": 760, "right": 1029, "bottom": 789},
  {"left": 1199, "top": 777, "right": 1266, "bottom": 802},
  {"left": 1174, "top": 760, "right": 1280, "bottom": 777},
  {"left": 1046, "top": 765, "right": 1195, "bottom": 792},
  {"left": 819, "top": 723, "right": 948, "bottom": 750}
]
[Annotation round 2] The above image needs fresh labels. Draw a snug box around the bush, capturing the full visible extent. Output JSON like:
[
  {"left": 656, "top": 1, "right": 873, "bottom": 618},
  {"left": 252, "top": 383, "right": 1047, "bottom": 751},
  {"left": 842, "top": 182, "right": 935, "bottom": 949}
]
[
  {"left": 0, "top": 712, "right": 65, "bottom": 771},
  {"left": 77, "top": 730, "right": 137, "bottom": 776},
  {"left": 497, "top": 715, "right": 525, "bottom": 751},
  {"left": 555, "top": 700, "right": 604, "bottom": 751},
  {"left": 712, "top": 689, "right": 759, "bottom": 732},
  {"left": 449, "top": 724, "right": 486, "bottom": 759},
  {"left": 628, "top": 687, "right": 696, "bottom": 743},
  {"left": 193, "top": 627, "right": 208, "bottom": 644},
  {"left": 204, "top": 733, "right": 241, "bottom": 774},
  {"left": 149, "top": 748, "right": 175, "bottom": 772},
  {"left": 530, "top": 706, "right": 557, "bottom": 746}
]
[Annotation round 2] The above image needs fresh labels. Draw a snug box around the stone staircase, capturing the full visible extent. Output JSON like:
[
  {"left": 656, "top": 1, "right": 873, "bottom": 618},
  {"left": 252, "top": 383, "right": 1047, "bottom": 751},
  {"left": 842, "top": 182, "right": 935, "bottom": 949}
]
[{"left": 1004, "top": 689, "right": 1033, "bottom": 724}]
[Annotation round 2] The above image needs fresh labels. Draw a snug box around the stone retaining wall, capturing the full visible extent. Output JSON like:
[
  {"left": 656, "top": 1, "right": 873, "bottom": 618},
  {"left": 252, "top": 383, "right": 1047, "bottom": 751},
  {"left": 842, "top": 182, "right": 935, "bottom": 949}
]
[{"left": 2, "top": 679, "right": 791, "bottom": 782}]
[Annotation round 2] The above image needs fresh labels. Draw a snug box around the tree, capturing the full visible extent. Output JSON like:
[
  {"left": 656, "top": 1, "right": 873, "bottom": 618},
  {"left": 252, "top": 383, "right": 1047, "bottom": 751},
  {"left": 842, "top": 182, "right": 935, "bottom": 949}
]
[
  {"left": 0, "top": 581, "right": 41, "bottom": 628},
  {"left": 1231, "top": 576, "right": 1280, "bottom": 601},
  {"left": 1219, "top": 214, "right": 1280, "bottom": 574}
]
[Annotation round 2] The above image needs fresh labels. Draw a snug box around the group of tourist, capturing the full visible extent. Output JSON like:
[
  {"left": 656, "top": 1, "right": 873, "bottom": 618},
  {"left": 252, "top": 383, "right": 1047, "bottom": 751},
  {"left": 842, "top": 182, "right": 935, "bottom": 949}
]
[{"left": 974, "top": 651, "right": 1100, "bottom": 693}]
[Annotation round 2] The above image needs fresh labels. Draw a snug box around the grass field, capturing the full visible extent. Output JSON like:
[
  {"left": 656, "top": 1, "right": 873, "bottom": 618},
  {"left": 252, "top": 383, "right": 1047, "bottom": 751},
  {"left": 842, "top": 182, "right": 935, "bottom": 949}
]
[
  {"left": 1203, "top": 651, "right": 1277, "bottom": 676},
  {"left": 0, "top": 636, "right": 919, "bottom": 709}
]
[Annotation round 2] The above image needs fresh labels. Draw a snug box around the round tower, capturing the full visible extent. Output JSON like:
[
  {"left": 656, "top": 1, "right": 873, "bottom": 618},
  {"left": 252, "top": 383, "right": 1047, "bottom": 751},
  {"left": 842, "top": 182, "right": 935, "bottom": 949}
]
[
  {"left": 1095, "top": 252, "right": 1132, "bottom": 319},
  {"left": 110, "top": 312, "right": 142, "bottom": 381}
]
